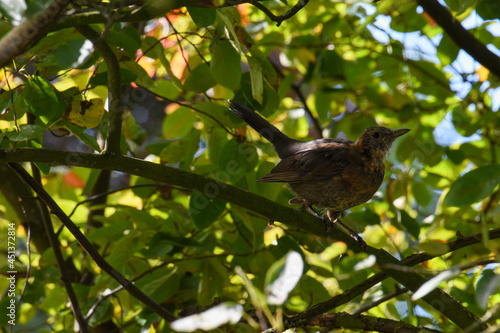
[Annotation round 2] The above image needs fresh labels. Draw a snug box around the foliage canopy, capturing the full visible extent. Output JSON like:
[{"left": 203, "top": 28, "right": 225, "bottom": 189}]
[{"left": 0, "top": 0, "right": 499, "bottom": 332}]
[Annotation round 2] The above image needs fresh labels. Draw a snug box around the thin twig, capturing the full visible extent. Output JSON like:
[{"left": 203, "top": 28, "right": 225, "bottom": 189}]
[
  {"left": 139, "top": 84, "right": 234, "bottom": 134},
  {"left": 249, "top": 0, "right": 310, "bottom": 27}
]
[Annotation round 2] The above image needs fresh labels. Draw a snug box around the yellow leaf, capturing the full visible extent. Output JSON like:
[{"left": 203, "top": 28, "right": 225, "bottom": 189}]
[{"left": 66, "top": 98, "right": 105, "bottom": 128}]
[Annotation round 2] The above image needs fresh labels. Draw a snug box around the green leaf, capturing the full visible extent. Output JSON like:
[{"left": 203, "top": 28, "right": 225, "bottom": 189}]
[
  {"left": 477, "top": 0, "right": 500, "bottom": 20},
  {"left": 194, "top": 101, "right": 234, "bottom": 128},
  {"left": 160, "top": 129, "right": 200, "bottom": 169},
  {"left": 170, "top": 303, "right": 243, "bottom": 332},
  {"left": 413, "top": 182, "right": 432, "bottom": 206},
  {"left": 249, "top": 45, "right": 279, "bottom": 90},
  {"left": 89, "top": 68, "right": 138, "bottom": 86},
  {"left": 63, "top": 121, "right": 102, "bottom": 152},
  {"left": 7, "top": 124, "right": 43, "bottom": 141},
  {"left": 189, "top": 191, "right": 227, "bottom": 229},
  {"left": 210, "top": 39, "right": 241, "bottom": 89},
  {"left": 444, "top": 164, "right": 500, "bottom": 207},
  {"left": 398, "top": 210, "right": 420, "bottom": 238},
  {"left": 106, "top": 25, "right": 141, "bottom": 58},
  {"left": 216, "top": 8, "right": 243, "bottom": 53},
  {"left": 162, "top": 106, "right": 197, "bottom": 139},
  {"left": 53, "top": 39, "right": 93, "bottom": 69},
  {"left": 188, "top": 7, "right": 216, "bottom": 27},
  {"left": 184, "top": 63, "right": 216, "bottom": 93},
  {"left": 123, "top": 113, "right": 147, "bottom": 144},
  {"left": 475, "top": 270, "right": 500, "bottom": 309},
  {"left": 25, "top": 0, "right": 51, "bottom": 18},
  {"left": 135, "top": 267, "right": 179, "bottom": 303},
  {"left": 24, "top": 76, "right": 64, "bottom": 125},
  {"left": 218, "top": 139, "right": 258, "bottom": 184},
  {"left": 247, "top": 55, "right": 263, "bottom": 103},
  {"left": 206, "top": 127, "right": 228, "bottom": 166},
  {"left": 149, "top": 80, "right": 181, "bottom": 100}
]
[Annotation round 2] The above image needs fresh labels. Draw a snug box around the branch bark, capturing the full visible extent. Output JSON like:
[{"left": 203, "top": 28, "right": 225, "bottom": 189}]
[
  {"left": 417, "top": 0, "right": 500, "bottom": 78},
  {"left": 0, "top": 0, "right": 70, "bottom": 68},
  {"left": 305, "top": 312, "right": 442, "bottom": 333}
]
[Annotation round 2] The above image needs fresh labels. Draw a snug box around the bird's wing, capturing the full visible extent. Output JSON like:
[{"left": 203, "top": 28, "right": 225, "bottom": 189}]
[{"left": 258, "top": 142, "right": 352, "bottom": 183}]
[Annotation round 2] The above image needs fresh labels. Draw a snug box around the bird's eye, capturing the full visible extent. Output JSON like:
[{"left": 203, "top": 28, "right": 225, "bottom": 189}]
[{"left": 372, "top": 132, "right": 380, "bottom": 138}]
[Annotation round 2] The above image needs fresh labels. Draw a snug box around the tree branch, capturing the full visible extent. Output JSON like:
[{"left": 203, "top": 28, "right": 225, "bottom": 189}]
[
  {"left": 38, "top": 193, "right": 89, "bottom": 333},
  {"left": 7, "top": 162, "right": 177, "bottom": 322},
  {"left": 305, "top": 312, "right": 442, "bottom": 333},
  {"left": 248, "top": 0, "right": 310, "bottom": 27},
  {"left": 417, "top": 0, "right": 500, "bottom": 78},
  {"left": 76, "top": 25, "right": 123, "bottom": 155},
  {"left": 0, "top": 0, "right": 70, "bottom": 68}
]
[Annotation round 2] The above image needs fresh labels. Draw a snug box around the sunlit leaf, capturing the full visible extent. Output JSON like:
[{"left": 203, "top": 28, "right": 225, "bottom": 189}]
[
  {"left": 53, "top": 39, "right": 94, "bottom": 69},
  {"left": 65, "top": 98, "right": 104, "bottom": 128},
  {"left": 412, "top": 268, "right": 461, "bottom": 301},
  {"left": 162, "top": 106, "right": 197, "bottom": 139},
  {"left": 123, "top": 112, "right": 147, "bottom": 144},
  {"left": 6, "top": 124, "right": 43, "bottom": 141},
  {"left": 353, "top": 255, "right": 376, "bottom": 271},
  {"left": 24, "top": 76, "right": 64, "bottom": 125},
  {"left": 171, "top": 302, "right": 243, "bottom": 332},
  {"left": 265, "top": 251, "right": 304, "bottom": 305}
]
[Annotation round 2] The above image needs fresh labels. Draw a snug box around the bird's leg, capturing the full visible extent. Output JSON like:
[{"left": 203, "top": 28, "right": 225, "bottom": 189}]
[
  {"left": 327, "top": 210, "right": 367, "bottom": 252},
  {"left": 305, "top": 205, "right": 333, "bottom": 233}
]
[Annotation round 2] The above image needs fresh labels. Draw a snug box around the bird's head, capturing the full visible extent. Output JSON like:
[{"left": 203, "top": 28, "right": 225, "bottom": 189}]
[{"left": 355, "top": 126, "right": 410, "bottom": 158}]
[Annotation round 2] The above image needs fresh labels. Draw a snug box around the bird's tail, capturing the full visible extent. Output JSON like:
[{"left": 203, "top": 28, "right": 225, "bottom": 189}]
[{"left": 228, "top": 100, "right": 296, "bottom": 158}]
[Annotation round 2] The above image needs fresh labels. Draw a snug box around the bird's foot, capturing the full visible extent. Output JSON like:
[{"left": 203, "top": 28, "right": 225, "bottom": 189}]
[{"left": 326, "top": 211, "right": 367, "bottom": 252}]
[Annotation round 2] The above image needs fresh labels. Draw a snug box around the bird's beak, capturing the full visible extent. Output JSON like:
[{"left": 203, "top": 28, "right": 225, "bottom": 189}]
[{"left": 393, "top": 129, "right": 410, "bottom": 137}]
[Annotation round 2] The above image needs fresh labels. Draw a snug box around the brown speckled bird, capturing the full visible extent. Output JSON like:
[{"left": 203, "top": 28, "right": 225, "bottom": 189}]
[{"left": 229, "top": 100, "right": 409, "bottom": 245}]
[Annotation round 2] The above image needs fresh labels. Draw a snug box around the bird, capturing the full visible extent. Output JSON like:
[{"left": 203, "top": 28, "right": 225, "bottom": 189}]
[{"left": 228, "top": 100, "right": 410, "bottom": 248}]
